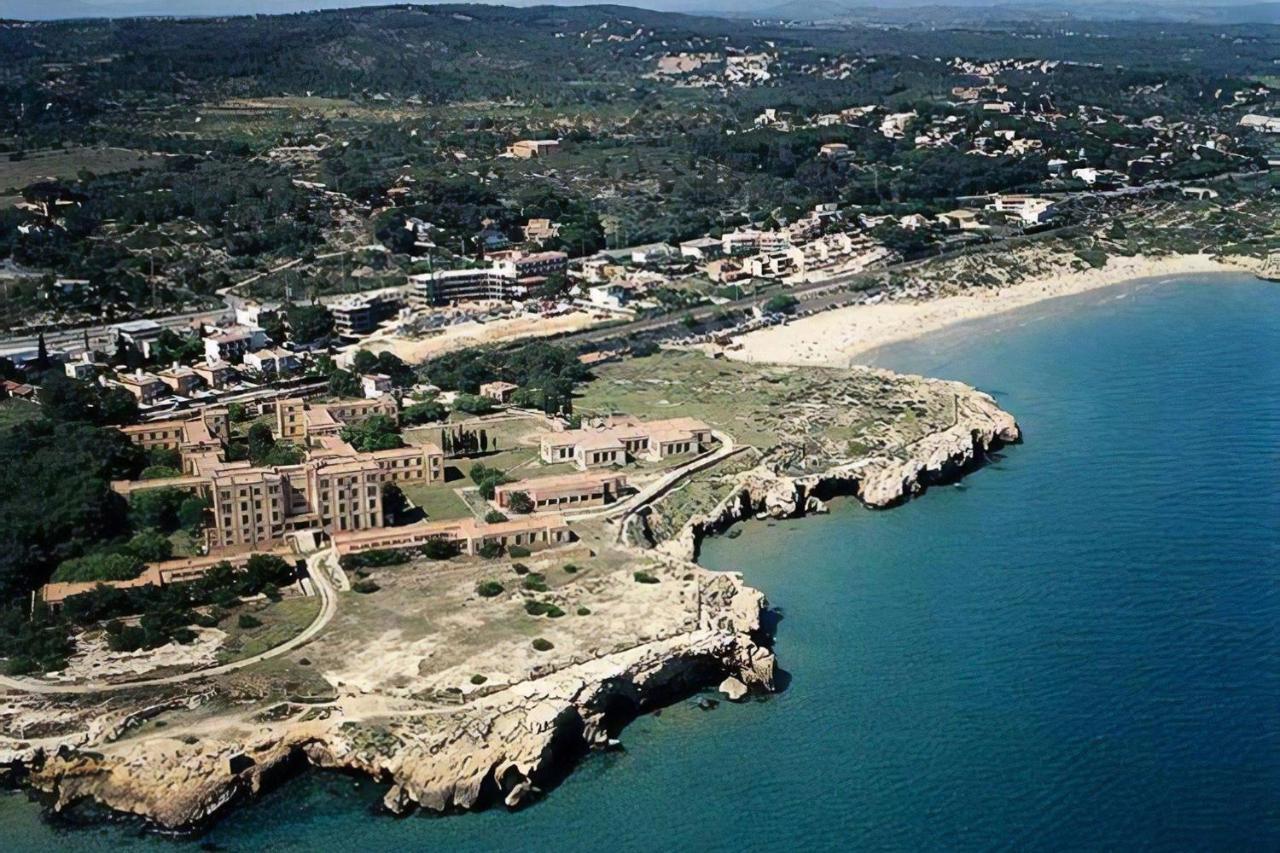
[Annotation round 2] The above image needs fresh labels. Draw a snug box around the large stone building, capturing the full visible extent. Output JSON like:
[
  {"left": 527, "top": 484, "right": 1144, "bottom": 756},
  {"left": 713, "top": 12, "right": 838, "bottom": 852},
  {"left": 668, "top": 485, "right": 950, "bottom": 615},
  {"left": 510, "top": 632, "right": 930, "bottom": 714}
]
[
  {"left": 538, "top": 416, "right": 714, "bottom": 470},
  {"left": 331, "top": 292, "right": 404, "bottom": 337},
  {"left": 494, "top": 471, "right": 629, "bottom": 512},
  {"left": 408, "top": 251, "right": 568, "bottom": 307},
  {"left": 116, "top": 397, "right": 442, "bottom": 550},
  {"left": 331, "top": 513, "right": 572, "bottom": 558}
]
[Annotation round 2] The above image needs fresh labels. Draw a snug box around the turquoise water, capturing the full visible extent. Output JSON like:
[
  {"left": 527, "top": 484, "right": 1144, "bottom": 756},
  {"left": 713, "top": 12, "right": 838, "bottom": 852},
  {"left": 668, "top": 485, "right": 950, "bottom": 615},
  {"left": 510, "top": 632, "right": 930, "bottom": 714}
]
[{"left": 5, "top": 273, "right": 1280, "bottom": 850}]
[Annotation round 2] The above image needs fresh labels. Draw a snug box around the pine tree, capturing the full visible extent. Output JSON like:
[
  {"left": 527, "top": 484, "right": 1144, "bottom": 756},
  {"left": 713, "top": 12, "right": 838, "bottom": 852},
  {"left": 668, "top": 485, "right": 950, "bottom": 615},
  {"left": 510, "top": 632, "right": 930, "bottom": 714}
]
[
  {"left": 480, "top": 429, "right": 489, "bottom": 453},
  {"left": 36, "top": 332, "right": 49, "bottom": 369}
]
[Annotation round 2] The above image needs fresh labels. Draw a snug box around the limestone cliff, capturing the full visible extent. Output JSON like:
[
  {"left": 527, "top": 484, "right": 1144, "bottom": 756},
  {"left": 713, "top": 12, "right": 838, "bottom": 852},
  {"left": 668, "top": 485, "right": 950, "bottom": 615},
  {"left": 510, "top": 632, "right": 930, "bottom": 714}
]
[
  {"left": 6, "top": 569, "right": 772, "bottom": 830},
  {"left": 661, "top": 383, "right": 1020, "bottom": 561}
]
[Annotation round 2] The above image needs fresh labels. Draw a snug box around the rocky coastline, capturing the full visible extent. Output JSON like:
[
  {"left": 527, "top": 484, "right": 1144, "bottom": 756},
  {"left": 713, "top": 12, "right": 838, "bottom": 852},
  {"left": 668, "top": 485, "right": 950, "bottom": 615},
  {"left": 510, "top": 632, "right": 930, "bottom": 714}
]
[
  {"left": 1, "top": 381, "right": 1017, "bottom": 835},
  {"left": 1, "top": 568, "right": 775, "bottom": 831},
  {"left": 658, "top": 383, "right": 1021, "bottom": 562}
]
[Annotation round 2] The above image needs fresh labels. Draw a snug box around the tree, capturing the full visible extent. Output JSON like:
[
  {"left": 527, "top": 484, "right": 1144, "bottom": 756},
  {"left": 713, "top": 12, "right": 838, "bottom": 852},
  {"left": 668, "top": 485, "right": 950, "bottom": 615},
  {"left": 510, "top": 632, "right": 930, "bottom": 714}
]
[
  {"left": 128, "top": 487, "right": 189, "bottom": 532},
  {"left": 340, "top": 415, "right": 404, "bottom": 452},
  {"left": 0, "top": 419, "right": 136, "bottom": 600},
  {"left": 35, "top": 332, "right": 49, "bottom": 371},
  {"left": 285, "top": 303, "right": 334, "bottom": 344},
  {"left": 39, "top": 372, "right": 139, "bottom": 426},
  {"left": 261, "top": 310, "right": 287, "bottom": 345},
  {"left": 328, "top": 368, "right": 360, "bottom": 398},
  {"left": 453, "top": 393, "right": 495, "bottom": 416},
  {"left": 507, "top": 491, "right": 534, "bottom": 514},
  {"left": 469, "top": 463, "right": 512, "bottom": 499},
  {"left": 127, "top": 529, "right": 174, "bottom": 562},
  {"left": 382, "top": 482, "right": 407, "bottom": 523},
  {"left": 764, "top": 293, "right": 798, "bottom": 314},
  {"left": 352, "top": 349, "right": 380, "bottom": 374},
  {"left": 246, "top": 422, "right": 275, "bottom": 463},
  {"left": 52, "top": 552, "right": 144, "bottom": 583},
  {"left": 178, "top": 495, "right": 208, "bottom": 531},
  {"left": 484, "top": 509, "right": 508, "bottom": 523},
  {"left": 403, "top": 400, "right": 447, "bottom": 424}
]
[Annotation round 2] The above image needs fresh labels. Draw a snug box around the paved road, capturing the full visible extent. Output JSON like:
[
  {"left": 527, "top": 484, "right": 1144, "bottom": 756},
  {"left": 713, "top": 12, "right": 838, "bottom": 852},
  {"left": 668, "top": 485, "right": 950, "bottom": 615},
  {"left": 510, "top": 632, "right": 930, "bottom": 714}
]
[
  {"left": 0, "top": 307, "right": 231, "bottom": 354},
  {"left": 0, "top": 550, "right": 341, "bottom": 696}
]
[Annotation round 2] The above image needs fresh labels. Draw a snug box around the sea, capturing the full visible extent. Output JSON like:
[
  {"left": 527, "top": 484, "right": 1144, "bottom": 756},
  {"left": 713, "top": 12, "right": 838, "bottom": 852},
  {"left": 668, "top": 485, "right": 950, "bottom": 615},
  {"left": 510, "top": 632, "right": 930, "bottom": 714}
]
[{"left": 4, "top": 272, "right": 1278, "bottom": 851}]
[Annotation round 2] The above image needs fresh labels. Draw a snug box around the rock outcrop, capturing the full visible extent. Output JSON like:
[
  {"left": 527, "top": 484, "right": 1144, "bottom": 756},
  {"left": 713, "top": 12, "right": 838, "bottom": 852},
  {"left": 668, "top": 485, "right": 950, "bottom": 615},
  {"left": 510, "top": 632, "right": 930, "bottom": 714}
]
[
  {"left": 664, "top": 383, "right": 1020, "bottom": 561},
  {"left": 7, "top": 569, "right": 773, "bottom": 830}
]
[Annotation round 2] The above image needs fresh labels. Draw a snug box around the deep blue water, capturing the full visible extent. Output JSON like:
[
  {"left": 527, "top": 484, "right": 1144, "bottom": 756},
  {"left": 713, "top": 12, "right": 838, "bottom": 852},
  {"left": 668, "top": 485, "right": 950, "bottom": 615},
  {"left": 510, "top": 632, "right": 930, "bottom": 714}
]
[{"left": 5, "top": 273, "right": 1279, "bottom": 851}]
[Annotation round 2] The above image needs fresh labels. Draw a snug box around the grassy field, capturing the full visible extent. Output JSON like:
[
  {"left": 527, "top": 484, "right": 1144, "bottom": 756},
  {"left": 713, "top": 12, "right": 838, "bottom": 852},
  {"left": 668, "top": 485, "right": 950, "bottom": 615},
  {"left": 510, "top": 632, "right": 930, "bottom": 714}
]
[
  {"left": 0, "top": 147, "right": 165, "bottom": 196},
  {"left": 575, "top": 349, "right": 961, "bottom": 472},
  {"left": 400, "top": 481, "right": 476, "bottom": 521},
  {"left": 215, "top": 595, "right": 323, "bottom": 665}
]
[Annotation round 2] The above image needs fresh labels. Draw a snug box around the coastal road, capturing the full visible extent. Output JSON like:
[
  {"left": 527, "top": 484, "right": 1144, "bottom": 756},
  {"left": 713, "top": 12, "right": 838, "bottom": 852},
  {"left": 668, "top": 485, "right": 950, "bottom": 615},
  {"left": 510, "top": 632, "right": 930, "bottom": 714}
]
[{"left": 0, "top": 549, "right": 341, "bottom": 696}]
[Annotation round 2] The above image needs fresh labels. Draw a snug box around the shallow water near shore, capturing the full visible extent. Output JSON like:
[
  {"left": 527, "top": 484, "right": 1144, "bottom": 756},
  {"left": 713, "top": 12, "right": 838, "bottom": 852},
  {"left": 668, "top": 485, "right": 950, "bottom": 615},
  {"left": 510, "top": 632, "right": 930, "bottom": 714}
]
[{"left": 5, "top": 272, "right": 1280, "bottom": 850}]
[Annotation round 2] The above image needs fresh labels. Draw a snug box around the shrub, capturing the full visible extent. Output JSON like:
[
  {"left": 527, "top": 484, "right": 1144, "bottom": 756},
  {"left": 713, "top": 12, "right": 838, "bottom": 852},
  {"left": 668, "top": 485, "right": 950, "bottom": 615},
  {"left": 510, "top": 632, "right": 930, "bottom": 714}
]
[
  {"left": 576, "top": 606, "right": 591, "bottom": 616},
  {"left": 237, "top": 613, "right": 262, "bottom": 629},
  {"left": 140, "top": 465, "right": 182, "bottom": 480},
  {"left": 452, "top": 393, "right": 496, "bottom": 416},
  {"left": 422, "top": 538, "right": 460, "bottom": 560},
  {"left": 508, "top": 545, "right": 531, "bottom": 558},
  {"left": 476, "top": 580, "right": 505, "bottom": 598},
  {"left": 484, "top": 510, "right": 508, "bottom": 524},
  {"left": 351, "top": 579, "right": 380, "bottom": 594},
  {"left": 477, "top": 541, "right": 503, "bottom": 560},
  {"left": 524, "top": 600, "right": 549, "bottom": 616},
  {"left": 340, "top": 548, "right": 412, "bottom": 571},
  {"left": 522, "top": 573, "right": 548, "bottom": 592},
  {"left": 470, "top": 674, "right": 487, "bottom": 685},
  {"left": 563, "top": 563, "right": 579, "bottom": 574},
  {"left": 127, "top": 529, "right": 173, "bottom": 562},
  {"left": 402, "top": 400, "right": 447, "bottom": 424},
  {"left": 511, "top": 562, "right": 530, "bottom": 575},
  {"left": 531, "top": 637, "right": 554, "bottom": 652},
  {"left": 506, "top": 491, "right": 535, "bottom": 514},
  {"left": 545, "top": 604, "right": 565, "bottom": 618},
  {"left": 52, "top": 552, "right": 144, "bottom": 583},
  {"left": 634, "top": 571, "right": 660, "bottom": 584}
]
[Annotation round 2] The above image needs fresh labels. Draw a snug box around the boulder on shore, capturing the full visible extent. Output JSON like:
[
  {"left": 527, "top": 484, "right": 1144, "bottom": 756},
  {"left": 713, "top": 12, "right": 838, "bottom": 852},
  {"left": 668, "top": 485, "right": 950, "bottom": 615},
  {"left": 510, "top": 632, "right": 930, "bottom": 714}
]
[{"left": 719, "top": 676, "right": 749, "bottom": 702}]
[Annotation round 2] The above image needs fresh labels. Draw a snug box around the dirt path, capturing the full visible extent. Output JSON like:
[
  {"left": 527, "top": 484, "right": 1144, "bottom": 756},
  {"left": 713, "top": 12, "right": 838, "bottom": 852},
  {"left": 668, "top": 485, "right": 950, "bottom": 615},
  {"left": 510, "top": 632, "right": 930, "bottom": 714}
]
[{"left": 0, "top": 551, "right": 341, "bottom": 696}]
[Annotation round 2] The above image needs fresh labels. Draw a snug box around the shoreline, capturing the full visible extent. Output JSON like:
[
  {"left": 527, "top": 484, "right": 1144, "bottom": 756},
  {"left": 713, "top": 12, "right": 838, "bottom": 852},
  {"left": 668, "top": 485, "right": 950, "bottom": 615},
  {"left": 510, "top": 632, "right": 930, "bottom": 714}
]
[{"left": 726, "top": 254, "right": 1259, "bottom": 368}]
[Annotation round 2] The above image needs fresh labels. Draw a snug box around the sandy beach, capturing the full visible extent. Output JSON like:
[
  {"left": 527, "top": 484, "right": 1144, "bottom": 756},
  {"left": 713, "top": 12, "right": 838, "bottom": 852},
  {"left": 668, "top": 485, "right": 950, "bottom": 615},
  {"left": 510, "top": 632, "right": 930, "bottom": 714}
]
[{"left": 728, "top": 253, "right": 1257, "bottom": 367}]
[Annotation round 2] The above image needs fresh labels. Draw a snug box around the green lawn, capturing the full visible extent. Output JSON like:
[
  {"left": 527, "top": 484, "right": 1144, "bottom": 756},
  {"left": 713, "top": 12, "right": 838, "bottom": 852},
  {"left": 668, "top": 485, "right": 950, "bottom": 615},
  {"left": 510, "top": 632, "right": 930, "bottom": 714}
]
[{"left": 400, "top": 482, "right": 475, "bottom": 521}]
